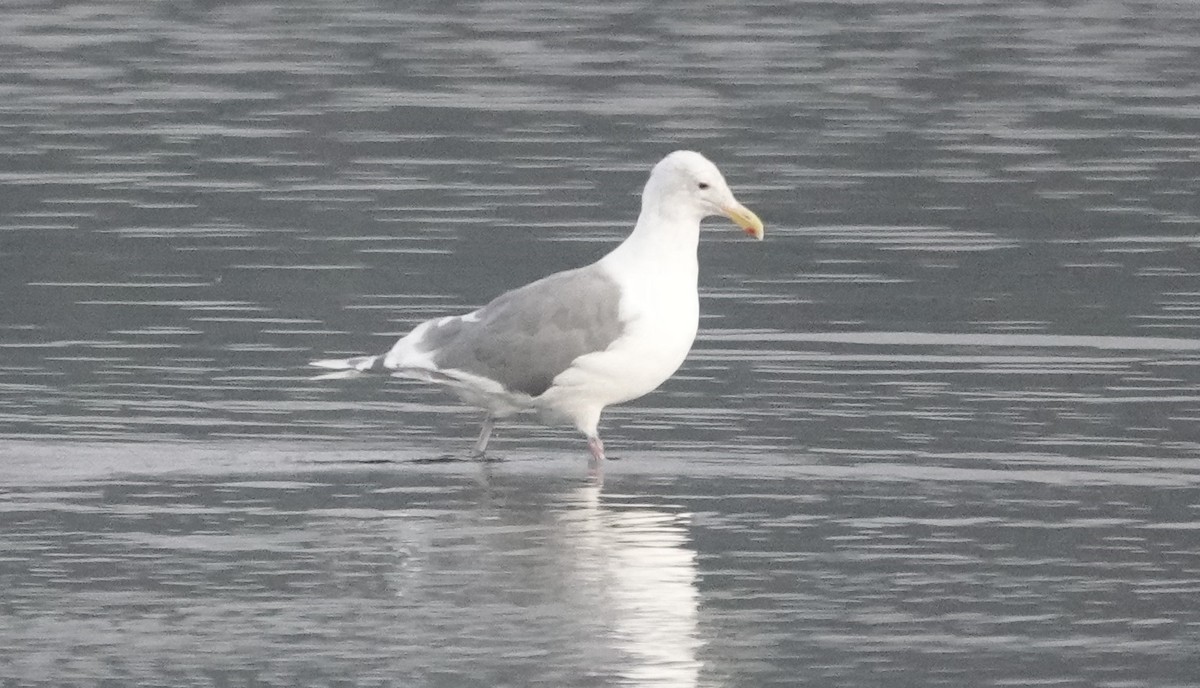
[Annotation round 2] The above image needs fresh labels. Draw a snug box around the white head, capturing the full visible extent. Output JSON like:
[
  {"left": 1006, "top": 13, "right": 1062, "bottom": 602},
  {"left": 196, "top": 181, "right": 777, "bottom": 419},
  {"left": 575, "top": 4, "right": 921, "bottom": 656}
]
[{"left": 641, "top": 150, "right": 764, "bottom": 239}]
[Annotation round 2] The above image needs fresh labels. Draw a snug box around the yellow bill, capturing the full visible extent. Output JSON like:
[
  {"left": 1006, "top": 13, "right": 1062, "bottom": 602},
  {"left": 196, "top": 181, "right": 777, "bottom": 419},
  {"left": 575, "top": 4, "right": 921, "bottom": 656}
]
[{"left": 722, "top": 203, "right": 764, "bottom": 240}]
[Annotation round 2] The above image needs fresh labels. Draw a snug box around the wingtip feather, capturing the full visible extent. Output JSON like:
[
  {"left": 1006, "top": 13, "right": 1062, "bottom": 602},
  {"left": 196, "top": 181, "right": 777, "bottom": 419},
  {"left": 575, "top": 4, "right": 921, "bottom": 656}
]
[{"left": 308, "top": 355, "right": 381, "bottom": 380}]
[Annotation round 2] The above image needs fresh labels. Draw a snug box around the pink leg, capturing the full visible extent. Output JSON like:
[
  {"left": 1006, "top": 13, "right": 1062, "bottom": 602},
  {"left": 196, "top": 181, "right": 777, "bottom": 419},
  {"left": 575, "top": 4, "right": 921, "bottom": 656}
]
[{"left": 586, "top": 435, "right": 606, "bottom": 462}]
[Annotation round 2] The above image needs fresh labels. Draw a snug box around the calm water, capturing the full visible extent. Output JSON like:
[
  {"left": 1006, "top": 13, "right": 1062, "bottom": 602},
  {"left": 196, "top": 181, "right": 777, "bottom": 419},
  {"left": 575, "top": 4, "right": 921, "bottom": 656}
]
[{"left": 2, "top": 0, "right": 1199, "bottom": 685}]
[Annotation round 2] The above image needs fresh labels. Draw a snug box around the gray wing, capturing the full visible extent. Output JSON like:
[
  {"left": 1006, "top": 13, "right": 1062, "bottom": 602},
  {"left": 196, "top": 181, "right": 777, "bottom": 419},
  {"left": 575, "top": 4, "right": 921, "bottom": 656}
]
[{"left": 420, "top": 264, "right": 625, "bottom": 397}]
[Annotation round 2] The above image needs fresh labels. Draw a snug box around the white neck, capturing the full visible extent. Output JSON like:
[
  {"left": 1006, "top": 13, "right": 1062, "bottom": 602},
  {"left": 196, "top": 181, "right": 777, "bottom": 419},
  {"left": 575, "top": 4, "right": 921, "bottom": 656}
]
[{"left": 603, "top": 198, "right": 703, "bottom": 274}]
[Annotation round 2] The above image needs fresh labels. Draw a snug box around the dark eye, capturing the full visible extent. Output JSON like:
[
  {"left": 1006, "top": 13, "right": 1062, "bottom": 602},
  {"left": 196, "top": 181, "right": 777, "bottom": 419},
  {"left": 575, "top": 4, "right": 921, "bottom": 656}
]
[{"left": 698, "top": 182, "right": 710, "bottom": 190}]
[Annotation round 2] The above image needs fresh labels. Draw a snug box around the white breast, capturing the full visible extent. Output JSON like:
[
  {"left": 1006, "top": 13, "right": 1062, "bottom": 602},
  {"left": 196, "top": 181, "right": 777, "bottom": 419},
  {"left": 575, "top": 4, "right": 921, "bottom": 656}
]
[{"left": 604, "top": 259, "right": 700, "bottom": 399}]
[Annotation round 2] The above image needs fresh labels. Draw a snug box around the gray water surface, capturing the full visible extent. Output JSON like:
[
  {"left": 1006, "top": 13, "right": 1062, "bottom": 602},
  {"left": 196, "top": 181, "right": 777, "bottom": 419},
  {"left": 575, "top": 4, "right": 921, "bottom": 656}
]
[{"left": 2, "top": 1, "right": 1199, "bottom": 686}]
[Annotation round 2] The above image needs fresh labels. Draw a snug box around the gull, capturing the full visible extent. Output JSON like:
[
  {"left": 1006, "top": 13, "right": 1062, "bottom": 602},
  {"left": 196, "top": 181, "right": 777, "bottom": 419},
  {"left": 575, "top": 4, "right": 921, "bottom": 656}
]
[{"left": 310, "top": 150, "right": 763, "bottom": 462}]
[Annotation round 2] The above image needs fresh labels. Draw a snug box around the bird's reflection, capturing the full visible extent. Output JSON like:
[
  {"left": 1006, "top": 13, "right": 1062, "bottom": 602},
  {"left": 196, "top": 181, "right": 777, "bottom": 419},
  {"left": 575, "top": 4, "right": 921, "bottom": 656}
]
[
  {"left": 558, "top": 480, "right": 702, "bottom": 687},
  {"left": 291, "top": 462, "right": 703, "bottom": 685}
]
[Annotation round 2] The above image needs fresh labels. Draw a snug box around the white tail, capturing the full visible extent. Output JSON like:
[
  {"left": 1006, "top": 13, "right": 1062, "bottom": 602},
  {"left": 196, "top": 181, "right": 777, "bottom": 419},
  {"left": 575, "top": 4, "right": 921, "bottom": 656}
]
[{"left": 309, "top": 355, "right": 380, "bottom": 380}]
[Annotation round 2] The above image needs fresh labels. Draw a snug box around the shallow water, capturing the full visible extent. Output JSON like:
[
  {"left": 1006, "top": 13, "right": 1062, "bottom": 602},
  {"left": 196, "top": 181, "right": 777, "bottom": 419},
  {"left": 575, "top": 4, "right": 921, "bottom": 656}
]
[
  {"left": 2, "top": 0, "right": 1199, "bottom": 685},
  {"left": 2, "top": 442, "right": 1199, "bottom": 687}
]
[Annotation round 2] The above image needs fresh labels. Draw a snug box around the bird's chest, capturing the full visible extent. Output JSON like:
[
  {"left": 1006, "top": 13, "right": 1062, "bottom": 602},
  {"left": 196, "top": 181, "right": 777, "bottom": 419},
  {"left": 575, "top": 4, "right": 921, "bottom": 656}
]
[{"left": 619, "top": 276, "right": 700, "bottom": 366}]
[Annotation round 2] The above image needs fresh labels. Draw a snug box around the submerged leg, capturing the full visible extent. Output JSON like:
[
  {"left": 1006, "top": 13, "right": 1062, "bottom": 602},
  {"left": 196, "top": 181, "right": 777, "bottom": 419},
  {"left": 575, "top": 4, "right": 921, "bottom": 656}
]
[
  {"left": 472, "top": 414, "right": 495, "bottom": 457},
  {"left": 586, "top": 435, "right": 606, "bottom": 462},
  {"left": 586, "top": 435, "right": 606, "bottom": 485}
]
